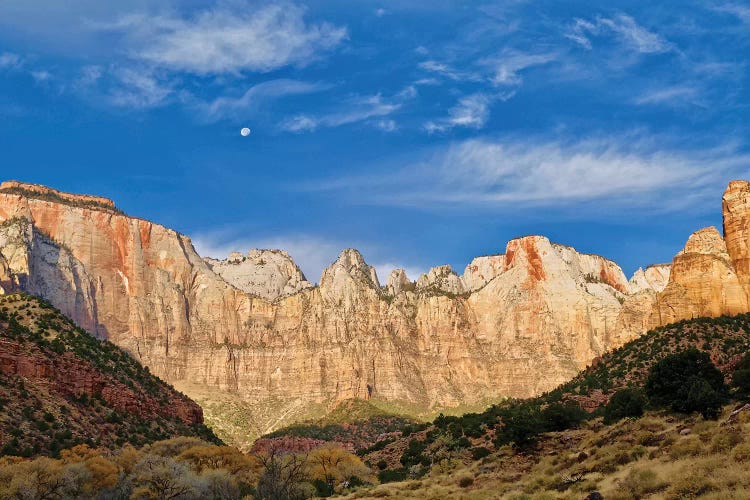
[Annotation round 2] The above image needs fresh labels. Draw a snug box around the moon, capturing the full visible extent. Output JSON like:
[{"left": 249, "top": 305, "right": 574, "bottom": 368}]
[{"left": 240, "top": 127, "right": 251, "bottom": 137}]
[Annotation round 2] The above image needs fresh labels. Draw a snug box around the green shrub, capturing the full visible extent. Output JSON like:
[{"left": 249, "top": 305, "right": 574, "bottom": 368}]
[
  {"left": 603, "top": 388, "right": 646, "bottom": 424},
  {"left": 540, "top": 401, "right": 586, "bottom": 431},
  {"left": 645, "top": 349, "right": 728, "bottom": 419}
]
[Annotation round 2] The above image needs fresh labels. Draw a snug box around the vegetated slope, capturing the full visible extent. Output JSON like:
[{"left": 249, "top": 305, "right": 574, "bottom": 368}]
[
  {"left": 255, "top": 399, "right": 417, "bottom": 454},
  {"left": 545, "top": 313, "right": 750, "bottom": 410},
  {"left": 341, "top": 403, "right": 750, "bottom": 499},
  {"left": 353, "top": 313, "right": 750, "bottom": 483},
  {"left": 0, "top": 293, "right": 219, "bottom": 458}
]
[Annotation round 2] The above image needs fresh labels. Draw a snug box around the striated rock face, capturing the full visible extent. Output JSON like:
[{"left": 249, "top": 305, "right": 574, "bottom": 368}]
[
  {"left": 629, "top": 264, "right": 671, "bottom": 294},
  {"left": 723, "top": 180, "right": 750, "bottom": 294},
  {"left": 652, "top": 226, "right": 749, "bottom": 324},
  {"left": 0, "top": 180, "right": 695, "bottom": 449},
  {"left": 205, "top": 249, "right": 313, "bottom": 301}
]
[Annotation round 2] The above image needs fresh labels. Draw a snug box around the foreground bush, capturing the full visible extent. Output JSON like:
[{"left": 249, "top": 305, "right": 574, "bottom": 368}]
[
  {"left": 0, "top": 439, "right": 372, "bottom": 499},
  {"left": 603, "top": 388, "right": 646, "bottom": 424},
  {"left": 645, "top": 349, "right": 729, "bottom": 419}
]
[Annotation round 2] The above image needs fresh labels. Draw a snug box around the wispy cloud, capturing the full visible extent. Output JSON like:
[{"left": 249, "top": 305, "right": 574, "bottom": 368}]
[
  {"left": 194, "top": 79, "right": 328, "bottom": 122},
  {"left": 105, "top": 3, "right": 347, "bottom": 75},
  {"left": 634, "top": 85, "right": 702, "bottom": 106},
  {"left": 0, "top": 52, "right": 21, "bottom": 69},
  {"left": 714, "top": 4, "right": 750, "bottom": 24},
  {"left": 305, "top": 135, "right": 750, "bottom": 211},
  {"left": 418, "top": 60, "right": 481, "bottom": 82},
  {"left": 107, "top": 67, "right": 173, "bottom": 108},
  {"left": 566, "top": 14, "right": 672, "bottom": 54},
  {"left": 425, "top": 93, "right": 492, "bottom": 132},
  {"left": 281, "top": 89, "right": 414, "bottom": 133},
  {"left": 31, "top": 70, "right": 52, "bottom": 82},
  {"left": 482, "top": 50, "right": 557, "bottom": 86}
]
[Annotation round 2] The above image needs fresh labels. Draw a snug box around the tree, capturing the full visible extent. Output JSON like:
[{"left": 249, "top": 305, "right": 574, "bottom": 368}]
[
  {"left": 307, "top": 445, "right": 372, "bottom": 496},
  {"left": 731, "top": 352, "right": 750, "bottom": 400},
  {"left": 540, "top": 401, "right": 587, "bottom": 431},
  {"left": 128, "top": 454, "right": 202, "bottom": 500},
  {"left": 603, "top": 388, "right": 646, "bottom": 424},
  {"left": 254, "top": 447, "right": 311, "bottom": 500},
  {"left": 494, "top": 404, "right": 544, "bottom": 448},
  {"left": 645, "top": 349, "right": 728, "bottom": 419}
]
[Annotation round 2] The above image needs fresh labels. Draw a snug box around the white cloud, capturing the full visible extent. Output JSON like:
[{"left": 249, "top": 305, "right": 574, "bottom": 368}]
[
  {"left": 375, "top": 8, "right": 388, "bottom": 17},
  {"left": 306, "top": 135, "right": 750, "bottom": 211},
  {"left": 634, "top": 85, "right": 701, "bottom": 106},
  {"left": 375, "top": 119, "right": 397, "bottom": 132},
  {"left": 31, "top": 70, "right": 52, "bottom": 82},
  {"left": 425, "top": 92, "right": 514, "bottom": 133},
  {"left": 0, "top": 52, "right": 21, "bottom": 69},
  {"left": 76, "top": 65, "right": 103, "bottom": 88},
  {"left": 281, "top": 90, "right": 412, "bottom": 133},
  {"left": 483, "top": 50, "right": 557, "bottom": 86},
  {"left": 715, "top": 4, "right": 750, "bottom": 24},
  {"left": 566, "top": 14, "right": 671, "bottom": 54},
  {"left": 425, "top": 94, "right": 491, "bottom": 132},
  {"left": 107, "top": 3, "right": 347, "bottom": 75},
  {"left": 282, "top": 115, "right": 319, "bottom": 132},
  {"left": 108, "top": 67, "right": 173, "bottom": 108},
  {"left": 194, "top": 79, "right": 328, "bottom": 122},
  {"left": 418, "top": 60, "right": 481, "bottom": 82}
]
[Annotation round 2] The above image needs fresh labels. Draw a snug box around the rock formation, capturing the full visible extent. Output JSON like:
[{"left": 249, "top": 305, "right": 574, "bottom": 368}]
[
  {"left": 416, "top": 265, "right": 465, "bottom": 295},
  {"left": 205, "top": 249, "right": 313, "bottom": 301},
  {"left": 628, "top": 264, "right": 670, "bottom": 294},
  {"left": 386, "top": 269, "right": 411, "bottom": 296},
  {"left": 21, "top": 179, "right": 750, "bottom": 449}
]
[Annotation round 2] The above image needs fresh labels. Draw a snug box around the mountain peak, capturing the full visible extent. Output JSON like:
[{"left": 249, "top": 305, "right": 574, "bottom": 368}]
[{"left": 321, "top": 248, "right": 380, "bottom": 288}]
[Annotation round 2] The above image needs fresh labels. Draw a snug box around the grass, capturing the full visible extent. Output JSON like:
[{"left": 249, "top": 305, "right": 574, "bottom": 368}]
[{"left": 339, "top": 403, "right": 750, "bottom": 499}]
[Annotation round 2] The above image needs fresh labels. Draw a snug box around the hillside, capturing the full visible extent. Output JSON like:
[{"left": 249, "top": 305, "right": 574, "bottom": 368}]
[
  {"left": 545, "top": 313, "right": 750, "bottom": 410},
  {"left": 0, "top": 293, "right": 218, "bottom": 458},
  {"left": 254, "top": 399, "right": 418, "bottom": 454},
  {"left": 342, "top": 403, "right": 750, "bottom": 499},
  {"left": 348, "top": 312, "right": 750, "bottom": 489}
]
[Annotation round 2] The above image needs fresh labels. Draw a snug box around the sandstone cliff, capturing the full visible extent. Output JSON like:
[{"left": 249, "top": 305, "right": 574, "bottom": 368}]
[
  {"left": 205, "top": 249, "right": 313, "bottom": 301},
  {"left": 0, "top": 180, "right": 706, "bottom": 449}
]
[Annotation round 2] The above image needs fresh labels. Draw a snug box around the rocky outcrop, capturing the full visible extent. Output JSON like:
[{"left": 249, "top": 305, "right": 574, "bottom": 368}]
[
  {"left": 651, "top": 227, "right": 749, "bottom": 324},
  {"left": 629, "top": 264, "right": 670, "bottom": 294},
  {"left": 416, "top": 265, "right": 465, "bottom": 295},
  {"left": 386, "top": 269, "right": 411, "bottom": 296},
  {"left": 0, "top": 180, "right": 116, "bottom": 210},
  {"left": 723, "top": 180, "right": 750, "bottom": 294},
  {"left": 205, "top": 249, "right": 313, "bottom": 301},
  {"left": 462, "top": 255, "right": 505, "bottom": 291}
]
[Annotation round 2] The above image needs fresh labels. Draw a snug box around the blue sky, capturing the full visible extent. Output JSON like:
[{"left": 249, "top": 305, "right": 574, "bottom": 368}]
[{"left": 1, "top": 1, "right": 749, "bottom": 282}]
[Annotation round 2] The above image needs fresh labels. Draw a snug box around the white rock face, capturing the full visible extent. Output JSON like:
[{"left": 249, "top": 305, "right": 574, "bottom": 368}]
[
  {"left": 386, "top": 269, "right": 411, "bottom": 296},
  {"left": 416, "top": 265, "right": 466, "bottom": 295},
  {"left": 628, "top": 264, "right": 671, "bottom": 294},
  {"left": 205, "top": 249, "right": 313, "bottom": 301},
  {"left": 552, "top": 243, "right": 631, "bottom": 294},
  {"left": 462, "top": 255, "right": 506, "bottom": 291}
]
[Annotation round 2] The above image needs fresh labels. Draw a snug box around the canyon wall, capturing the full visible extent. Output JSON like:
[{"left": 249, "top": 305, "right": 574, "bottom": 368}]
[{"left": 3, "top": 179, "right": 749, "bottom": 446}]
